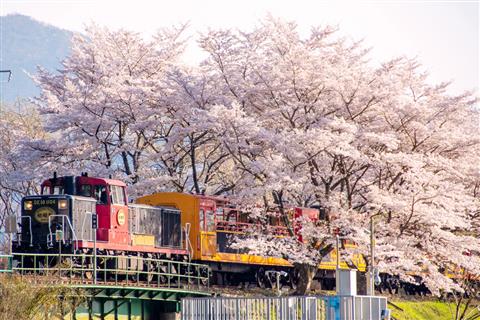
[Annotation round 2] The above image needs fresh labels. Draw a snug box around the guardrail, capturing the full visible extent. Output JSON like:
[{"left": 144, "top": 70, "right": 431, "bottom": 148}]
[
  {"left": 182, "top": 295, "right": 389, "bottom": 320},
  {"left": 2, "top": 253, "right": 209, "bottom": 291}
]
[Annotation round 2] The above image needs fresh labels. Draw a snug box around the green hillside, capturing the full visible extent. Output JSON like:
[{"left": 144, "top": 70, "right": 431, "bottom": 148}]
[{"left": 0, "top": 14, "right": 72, "bottom": 103}]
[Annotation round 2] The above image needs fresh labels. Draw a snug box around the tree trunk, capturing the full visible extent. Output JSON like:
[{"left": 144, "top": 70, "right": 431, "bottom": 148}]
[{"left": 294, "top": 263, "right": 318, "bottom": 295}]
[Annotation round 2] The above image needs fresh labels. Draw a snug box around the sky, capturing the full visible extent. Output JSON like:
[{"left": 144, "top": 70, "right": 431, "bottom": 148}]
[{"left": 1, "top": 0, "right": 479, "bottom": 94}]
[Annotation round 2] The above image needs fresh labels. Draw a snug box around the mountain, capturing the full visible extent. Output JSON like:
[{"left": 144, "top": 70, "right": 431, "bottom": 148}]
[{"left": 0, "top": 14, "right": 73, "bottom": 104}]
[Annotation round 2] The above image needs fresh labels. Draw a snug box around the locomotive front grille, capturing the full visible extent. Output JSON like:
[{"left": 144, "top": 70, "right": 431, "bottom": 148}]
[
  {"left": 21, "top": 196, "right": 70, "bottom": 248},
  {"left": 28, "top": 199, "right": 58, "bottom": 223}
]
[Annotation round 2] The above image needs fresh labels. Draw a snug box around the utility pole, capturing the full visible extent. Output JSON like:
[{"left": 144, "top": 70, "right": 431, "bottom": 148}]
[
  {"left": 55, "top": 229, "right": 63, "bottom": 279},
  {"left": 368, "top": 214, "right": 382, "bottom": 296},
  {"left": 369, "top": 216, "right": 375, "bottom": 295},
  {"left": 335, "top": 234, "right": 340, "bottom": 293}
]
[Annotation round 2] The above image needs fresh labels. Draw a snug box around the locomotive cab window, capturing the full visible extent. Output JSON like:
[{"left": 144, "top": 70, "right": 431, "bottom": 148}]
[
  {"left": 94, "top": 185, "right": 108, "bottom": 204},
  {"left": 53, "top": 186, "right": 64, "bottom": 195},
  {"left": 79, "top": 184, "right": 92, "bottom": 197},
  {"left": 41, "top": 186, "right": 50, "bottom": 195},
  {"left": 110, "top": 185, "right": 126, "bottom": 205}
]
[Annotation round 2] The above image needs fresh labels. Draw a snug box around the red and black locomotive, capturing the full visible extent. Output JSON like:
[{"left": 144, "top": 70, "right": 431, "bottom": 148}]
[{"left": 15, "top": 173, "right": 188, "bottom": 261}]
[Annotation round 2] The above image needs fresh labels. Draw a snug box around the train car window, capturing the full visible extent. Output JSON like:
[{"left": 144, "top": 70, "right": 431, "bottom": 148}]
[
  {"left": 199, "top": 209, "right": 205, "bottom": 231},
  {"left": 225, "top": 209, "right": 237, "bottom": 222},
  {"left": 206, "top": 210, "right": 215, "bottom": 231},
  {"left": 269, "top": 216, "right": 279, "bottom": 226},
  {"left": 79, "top": 184, "right": 92, "bottom": 197},
  {"left": 94, "top": 185, "right": 108, "bottom": 204},
  {"left": 53, "top": 186, "right": 64, "bottom": 195},
  {"left": 318, "top": 207, "right": 328, "bottom": 220},
  {"left": 215, "top": 208, "right": 224, "bottom": 221},
  {"left": 238, "top": 212, "right": 249, "bottom": 223}
]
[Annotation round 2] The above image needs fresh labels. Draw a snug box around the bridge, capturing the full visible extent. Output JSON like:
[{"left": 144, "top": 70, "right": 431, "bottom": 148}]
[{"left": 0, "top": 253, "right": 211, "bottom": 319}]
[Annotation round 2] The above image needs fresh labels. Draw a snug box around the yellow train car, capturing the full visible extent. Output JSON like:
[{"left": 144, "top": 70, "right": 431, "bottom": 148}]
[{"left": 136, "top": 192, "right": 365, "bottom": 288}]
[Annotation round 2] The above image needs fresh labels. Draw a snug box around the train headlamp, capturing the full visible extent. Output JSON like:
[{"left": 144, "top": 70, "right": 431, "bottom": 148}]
[
  {"left": 24, "top": 200, "right": 33, "bottom": 211},
  {"left": 58, "top": 199, "right": 68, "bottom": 210}
]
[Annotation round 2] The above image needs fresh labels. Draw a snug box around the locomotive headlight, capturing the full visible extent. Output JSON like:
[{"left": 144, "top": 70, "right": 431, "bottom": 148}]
[
  {"left": 24, "top": 200, "right": 33, "bottom": 210},
  {"left": 58, "top": 199, "right": 68, "bottom": 210}
]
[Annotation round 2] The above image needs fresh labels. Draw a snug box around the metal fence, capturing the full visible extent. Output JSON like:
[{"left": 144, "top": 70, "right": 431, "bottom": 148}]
[{"left": 181, "top": 295, "right": 389, "bottom": 320}]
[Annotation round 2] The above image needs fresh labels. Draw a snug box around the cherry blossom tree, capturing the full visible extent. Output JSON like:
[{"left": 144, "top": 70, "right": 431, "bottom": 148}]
[
  {"left": 33, "top": 25, "right": 190, "bottom": 193},
  {"left": 200, "top": 17, "right": 480, "bottom": 294},
  {"left": 0, "top": 102, "right": 47, "bottom": 251},
  {"left": 33, "top": 25, "right": 236, "bottom": 197}
]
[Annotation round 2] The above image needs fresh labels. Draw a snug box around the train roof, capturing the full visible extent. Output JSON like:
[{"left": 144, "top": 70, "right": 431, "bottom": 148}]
[{"left": 41, "top": 175, "right": 127, "bottom": 187}]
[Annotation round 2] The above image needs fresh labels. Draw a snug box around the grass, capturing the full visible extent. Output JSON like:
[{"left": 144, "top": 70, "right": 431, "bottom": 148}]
[
  {"left": 390, "top": 300, "right": 453, "bottom": 320},
  {"left": 389, "top": 299, "right": 480, "bottom": 320}
]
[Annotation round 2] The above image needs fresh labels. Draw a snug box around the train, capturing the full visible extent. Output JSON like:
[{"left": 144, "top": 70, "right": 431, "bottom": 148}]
[
  {"left": 16, "top": 173, "right": 185, "bottom": 259},
  {"left": 13, "top": 173, "right": 365, "bottom": 290},
  {"left": 136, "top": 192, "right": 366, "bottom": 289}
]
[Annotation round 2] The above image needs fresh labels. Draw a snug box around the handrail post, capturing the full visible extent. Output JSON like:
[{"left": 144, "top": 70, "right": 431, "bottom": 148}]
[
  {"left": 126, "top": 256, "right": 129, "bottom": 286},
  {"left": 177, "top": 261, "right": 180, "bottom": 288},
  {"left": 93, "top": 230, "right": 97, "bottom": 284},
  {"left": 168, "top": 261, "right": 171, "bottom": 288},
  {"left": 58, "top": 236, "right": 62, "bottom": 280},
  {"left": 136, "top": 256, "right": 140, "bottom": 286},
  {"left": 33, "top": 254, "right": 37, "bottom": 281},
  {"left": 104, "top": 254, "right": 107, "bottom": 284},
  {"left": 197, "top": 265, "right": 200, "bottom": 289},
  {"left": 115, "top": 256, "right": 118, "bottom": 285}
]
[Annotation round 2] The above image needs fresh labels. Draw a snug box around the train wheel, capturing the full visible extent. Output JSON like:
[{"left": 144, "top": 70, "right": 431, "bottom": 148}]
[
  {"left": 256, "top": 268, "right": 267, "bottom": 289},
  {"left": 145, "top": 270, "right": 154, "bottom": 283},
  {"left": 157, "top": 262, "right": 168, "bottom": 284},
  {"left": 288, "top": 269, "right": 299, "bottom": 290},
  {"left": 199, "top": 268, "right": 209, "bottom": 286},
  {"left": 143, "top": 261, "right": 154, "bottom": 283}
]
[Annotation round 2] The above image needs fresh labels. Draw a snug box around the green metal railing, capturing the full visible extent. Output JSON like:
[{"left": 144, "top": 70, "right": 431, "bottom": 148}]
[
  {"left": 0, "top": 254, "right": 13, "bottom": 273},
  {"left": 6, "top": 253, "right": 209, "bottom": 291}
]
